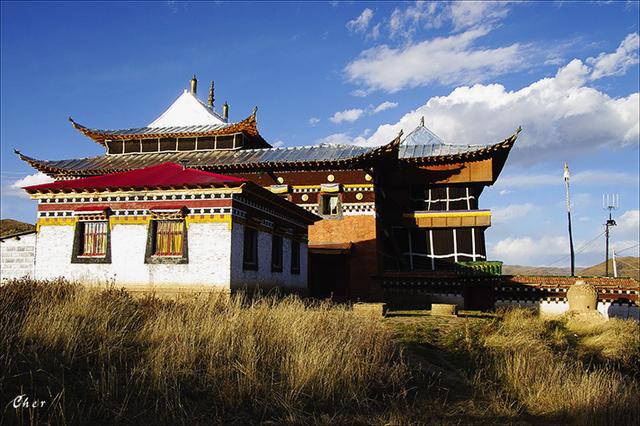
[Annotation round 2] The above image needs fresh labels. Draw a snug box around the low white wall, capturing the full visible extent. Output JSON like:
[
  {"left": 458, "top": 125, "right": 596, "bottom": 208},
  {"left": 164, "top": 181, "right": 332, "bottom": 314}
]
[
  {"left": 34, "top": 222, "right": 232, "bottom": 289},
  {"left": 230, "top": 223, "right": 308, "bottom": 291},
  {"left": 495, "top": 299, "right": 639, "bottom": 320},
  {"left": 1, "top": 233, "right": 36, "bottom": 281}
]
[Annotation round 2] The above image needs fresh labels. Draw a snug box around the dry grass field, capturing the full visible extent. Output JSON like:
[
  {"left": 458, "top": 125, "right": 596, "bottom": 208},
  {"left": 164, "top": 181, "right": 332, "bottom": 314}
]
[{"left": 1, "top": 278, "right": 638, "bottom": 425}]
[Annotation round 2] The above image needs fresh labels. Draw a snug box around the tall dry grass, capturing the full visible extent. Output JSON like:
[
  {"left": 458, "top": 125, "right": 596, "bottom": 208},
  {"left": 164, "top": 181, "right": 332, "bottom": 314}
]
[
  {"left": 0, "top": 279, "right": 409, "bottom": 425},
  {"left": 479, "top": 308, "right": 640, "bottom": 425}
]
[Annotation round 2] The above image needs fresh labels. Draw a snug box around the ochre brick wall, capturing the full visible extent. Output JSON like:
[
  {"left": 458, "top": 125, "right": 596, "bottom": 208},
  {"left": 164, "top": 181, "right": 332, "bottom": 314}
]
[{"left": 309, "top": 215, "right": 380, "bottom": 300}]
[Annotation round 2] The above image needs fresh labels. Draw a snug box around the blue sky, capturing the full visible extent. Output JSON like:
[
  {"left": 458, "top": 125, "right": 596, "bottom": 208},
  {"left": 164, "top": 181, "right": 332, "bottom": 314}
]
[{"left": 1, "top": 1, "right": 638, "bottom": 267}]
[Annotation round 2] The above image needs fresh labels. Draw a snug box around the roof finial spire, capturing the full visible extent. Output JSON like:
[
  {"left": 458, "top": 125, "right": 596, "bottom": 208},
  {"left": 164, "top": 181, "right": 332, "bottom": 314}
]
[
  {"left": 190, "top": 75, "right": 198, "bottom": 95},
  {"left": 222, "top": 101, "right": 229, "bottom": 121},
  {"left": 420, "top": 116, "right": 425, "bottom": 127},
  {"left": 208, "top": 80, "right": 215, "bottom": 109}
]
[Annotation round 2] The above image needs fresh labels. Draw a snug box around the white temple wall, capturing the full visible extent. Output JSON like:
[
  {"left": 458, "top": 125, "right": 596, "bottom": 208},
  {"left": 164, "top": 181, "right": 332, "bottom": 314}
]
[
  {"left": 1, "top": 233, "right": 36, "bottom": 281},
  {"left": 34, "top": 222, "right": 232, "bottom": 289},
  {"left": 230, "top": 223, "right": 308, "bottom": 292},
  {"left": 495, "top": 299, "right": 639, "bottom": 320}
]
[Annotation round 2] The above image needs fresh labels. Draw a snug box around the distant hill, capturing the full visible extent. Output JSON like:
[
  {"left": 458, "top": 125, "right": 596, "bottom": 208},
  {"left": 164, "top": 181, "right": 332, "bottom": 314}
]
[
  {"left": 504, "top": 257, "right": 639, "bottom": 281},
  {"left": 502, "top": 265, "right": 571, "bottom": 276},
  {"left": 580, "top": 257, "right": 639, "bottom": 281},
  {"left": 0, "top": 219, "right": 36, "bottom": 238}
]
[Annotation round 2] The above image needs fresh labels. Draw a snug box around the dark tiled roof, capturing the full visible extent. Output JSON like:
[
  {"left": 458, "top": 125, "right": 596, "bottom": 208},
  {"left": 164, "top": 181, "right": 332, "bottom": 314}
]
[
  {"left": 16, "top": 144, "right": 376, "bottom": 175},
  {"left": 399, "top": 125, "right": 493, "bottom": 159}
]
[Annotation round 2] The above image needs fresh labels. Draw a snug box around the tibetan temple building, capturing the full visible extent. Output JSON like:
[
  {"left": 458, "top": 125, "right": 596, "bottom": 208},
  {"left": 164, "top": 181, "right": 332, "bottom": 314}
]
[
  {"left": 16, "top": 76, "right": 519, "bottom": 302},
  {"left": 21, "top": 162, "right": 318, "bottom": 292}
]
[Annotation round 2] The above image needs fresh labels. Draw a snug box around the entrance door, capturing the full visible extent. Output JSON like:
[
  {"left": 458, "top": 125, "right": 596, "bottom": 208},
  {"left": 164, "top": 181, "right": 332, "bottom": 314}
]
[{"left": 308, "top": 253, "right": 349, "bottom": 300}]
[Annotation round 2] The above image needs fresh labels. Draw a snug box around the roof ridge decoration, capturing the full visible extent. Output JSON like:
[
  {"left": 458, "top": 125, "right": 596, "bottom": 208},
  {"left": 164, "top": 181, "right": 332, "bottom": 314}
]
[{"left": 67, "top": 110, "right": 261, "bottom": 146}]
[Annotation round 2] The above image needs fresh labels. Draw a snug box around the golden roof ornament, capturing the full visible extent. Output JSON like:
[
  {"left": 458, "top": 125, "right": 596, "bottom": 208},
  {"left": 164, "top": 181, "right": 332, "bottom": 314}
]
[
  {"left": 190, "top": 75, "right": 198, "bottom": 94},
  {"left": 222, "top": 101, "right": 229, "bottom": 121}
]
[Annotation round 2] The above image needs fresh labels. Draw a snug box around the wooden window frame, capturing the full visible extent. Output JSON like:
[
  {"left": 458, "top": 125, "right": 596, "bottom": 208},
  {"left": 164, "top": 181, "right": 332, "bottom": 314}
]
[
  {"left": 145, "top": 219, "right": 188, "bottom": 264},
  {"left": 290, "top": 239, "right": 300, "bottom": 275},
  {"left": 318, "top": 193, "right": 342, "bottom": 218},
  {"left": 71, "top": 220, "right": 111, "bottom": 264},
  {"left": 271, "top": 234, "right": 283, "bottom": 272},
  {"left": 243, "top": 226, "right": 259, "bottom": 271}
]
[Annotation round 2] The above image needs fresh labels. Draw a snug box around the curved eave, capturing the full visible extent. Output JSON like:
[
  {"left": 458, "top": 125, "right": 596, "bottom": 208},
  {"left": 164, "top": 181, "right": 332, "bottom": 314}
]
[
  {"left": 15, "top": 150, "right": 376, "bottom": 178},
  {"left": 400, "top": 127, "right": 520, "bottom": 170},
  {"left": 68, "top": 108, "right": 263, "bottom": 146},
  {"left": 24, "top": 181, "right": 247, "bottom": 195}
]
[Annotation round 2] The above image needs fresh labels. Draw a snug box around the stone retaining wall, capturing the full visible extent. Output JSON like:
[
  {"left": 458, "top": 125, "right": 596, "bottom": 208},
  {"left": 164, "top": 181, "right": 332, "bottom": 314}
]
[{"left": 1, "top": 232, "right": 36, "bottom": 281}]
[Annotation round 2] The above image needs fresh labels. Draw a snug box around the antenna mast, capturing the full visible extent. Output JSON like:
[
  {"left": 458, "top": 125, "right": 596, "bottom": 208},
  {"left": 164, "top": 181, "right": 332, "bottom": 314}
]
[
  {"left": 602, "top": 194, "right": 618, "bottom": 277},
  {"left": 564, "top": 162, "right": 575, "bottom": 276}
]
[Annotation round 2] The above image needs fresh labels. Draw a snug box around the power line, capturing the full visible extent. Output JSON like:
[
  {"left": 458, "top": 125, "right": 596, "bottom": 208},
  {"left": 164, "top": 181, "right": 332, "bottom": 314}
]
[
  {"left": 615, "top": 244, "right": 639, "bottom": 255},
  {"left": 511, "top": 230, "right": 607, "bottom": 275}
]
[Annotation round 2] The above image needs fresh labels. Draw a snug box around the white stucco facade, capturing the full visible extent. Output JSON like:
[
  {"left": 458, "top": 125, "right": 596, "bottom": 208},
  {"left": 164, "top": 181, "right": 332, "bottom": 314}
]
[
  {"left": 230, "top": 223, "right": 308, "bottom": 291},
  {"left": 34, "top": 221, "right": 234, "bottom": 289},
  {"left": 1, "top": 232, "right": 36, "bottom": 281}
]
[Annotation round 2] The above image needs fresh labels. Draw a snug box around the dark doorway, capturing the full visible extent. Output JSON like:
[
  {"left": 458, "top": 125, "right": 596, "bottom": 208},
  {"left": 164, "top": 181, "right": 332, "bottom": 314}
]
[{"left": 308, "top": 251, "right": 350, "bottom": 300}]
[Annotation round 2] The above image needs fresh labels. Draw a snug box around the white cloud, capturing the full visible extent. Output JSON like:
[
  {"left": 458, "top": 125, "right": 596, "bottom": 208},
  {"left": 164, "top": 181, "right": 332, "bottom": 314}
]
[
  {"left": 329, "top": 108, "right": 365, "bottom": 124},
  {"left": 388, "top": 1, "right": 437, "bottom": 39},
  {"left": 588, "top": 32, "right": 640, "bottom": 80},
  {"left": 350, "top": 35, "right": 639, "bottom": 165},
  {"left": 614, "top": 209, "right": 639, "bottom": 239},
  {"left": 345, "top": 27, "right": 523, "bottom": 93},
  {"left": 385, "top": 1, "right": 511, "bottom": 40},
  {"left": 308, "top": 117, "right": 320, "bottom": 126},
  {"left": 373, "top": 101, "right": 398, "bottom": 113},
  {"left": 316, "top": 132, "right": 356, "bottom": 145},
  {"left": 492, "top": 203, "right": 536, "bottom": 224},
  {"left": 346, "top": 8, "right": 374, "bottom": 34},
  {"left": 4, "top": 172, "right": 54, "bottom": 198},
  {"left": 493, "top": 235, "right": 569, "bottom": 266},
  {"left": 448, "top": 1, "right": 511, "bottom": 31},
  {"left": 368, "top": 23, "right": 381, "bottom": 40},
  {"left": 491, "top": 209, "right": 639, "bottom": 266},
  {"left": 272, "top": 140, "right": 285, "bottom": 148},
  {"left": 497, "top": 170, "right": 639, "bottom": 189}
]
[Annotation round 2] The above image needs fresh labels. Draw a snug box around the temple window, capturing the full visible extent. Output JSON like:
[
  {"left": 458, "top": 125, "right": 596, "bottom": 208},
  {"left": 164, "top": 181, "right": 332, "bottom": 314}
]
[
  {"left": 72, "top": 218, "right": 111, "bottom": 264},
  {"left": 271, "top": 234, "right": 283, "bottom": 272},
  {"left": 410, "top": 186, "right": 477, "bottom": 211},
  {"left": 153, "top": 220, "right": 184, "bottom": 256},
  {"left": 80, "top": 221, "right": 108, "bottom": 256},
  {"left": 145, "top": 217, "right": 188, "bottom": 264},
  {"left": 319, "top": 194, "right": 341, "bottom": 217},
  {"left": 291, "top": 240, "right": 300, "bottom": 274},
  {"left": 389, "top": 226, "right": 486, "bottom": 271},
  {"left": 243, "top": 226, "right": 259, "bottom": 270}
]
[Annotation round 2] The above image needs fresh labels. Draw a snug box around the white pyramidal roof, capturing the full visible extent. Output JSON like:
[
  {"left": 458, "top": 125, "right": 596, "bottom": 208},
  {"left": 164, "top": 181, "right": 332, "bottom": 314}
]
[{"left": 147, "top": 90, "right": 227, "bottom": 128}]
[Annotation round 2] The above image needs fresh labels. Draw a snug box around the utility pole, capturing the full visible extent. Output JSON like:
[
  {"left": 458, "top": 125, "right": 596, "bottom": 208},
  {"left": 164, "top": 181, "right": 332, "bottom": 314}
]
[
  {"left": 602, "top": 194, "right": 618, "bottom": 277},
  {"left": 612, "top": 247, "right": 618, "bottom": 278},
  {"left": 564, "top": 162, "right": 575, "bottom": 276}
]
